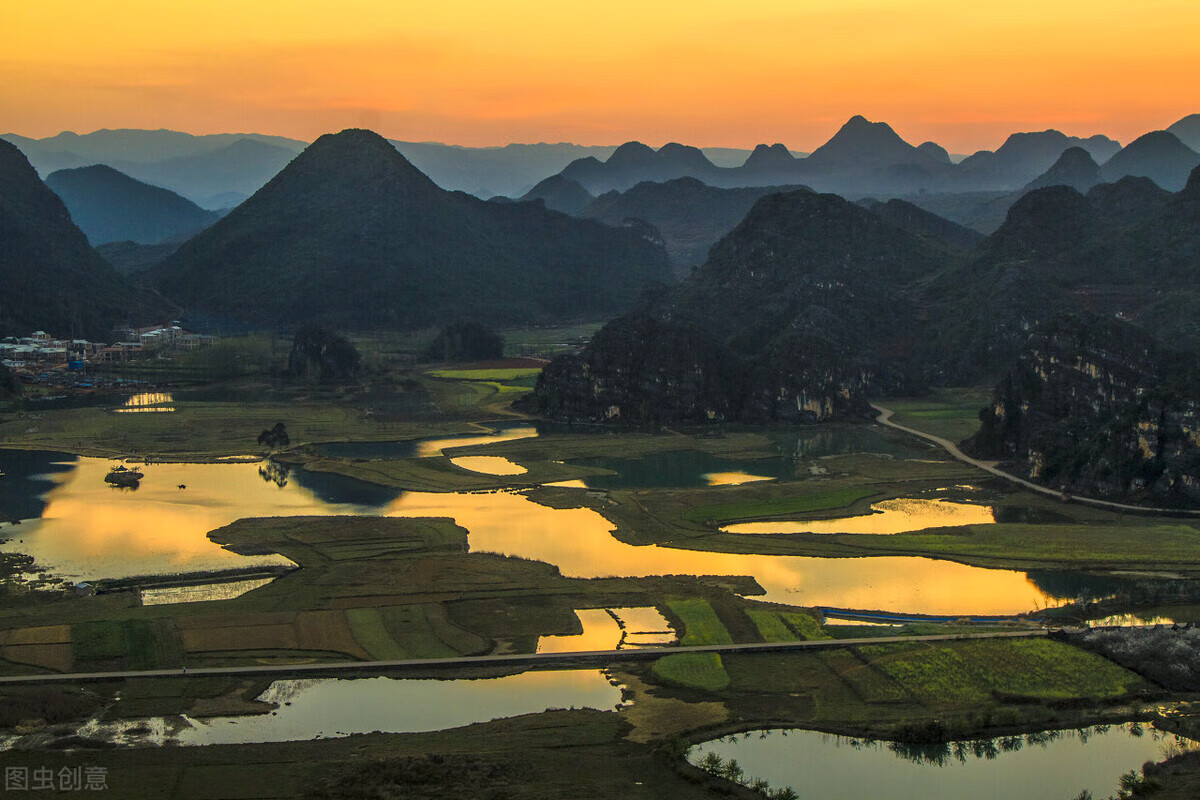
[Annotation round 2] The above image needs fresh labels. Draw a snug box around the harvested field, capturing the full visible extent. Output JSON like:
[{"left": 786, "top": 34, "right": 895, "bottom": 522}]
[{"left": 1, "top": 644, "right": 73, "bottom": 672}]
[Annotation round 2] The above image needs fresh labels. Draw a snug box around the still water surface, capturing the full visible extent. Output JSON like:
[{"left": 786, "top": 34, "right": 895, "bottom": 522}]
[
  {"left": 690, "top": 725, "right": 1189, "bottom": 800},
  {"left": 1, "top": 448, "right": 1065, "bottom": 614},
  {"left": 724, "top": 498, "right": 996, "bottom": 535},
  {"left": 62, "top": 670, "right": 623, "bottom": 747}
]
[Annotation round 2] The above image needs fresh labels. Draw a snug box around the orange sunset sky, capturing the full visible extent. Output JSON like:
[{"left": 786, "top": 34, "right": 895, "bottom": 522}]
[{"left": 3, "top": 0, "right": 1198, "bottom": 152}]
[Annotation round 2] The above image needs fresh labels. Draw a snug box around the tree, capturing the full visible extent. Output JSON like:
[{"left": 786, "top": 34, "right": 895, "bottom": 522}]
[
  {"left": 424, "top": 321, "right": 504, "bottom": 362},
  {"left": 287, "top": 325, "right": 360, "bottom": 382},
  {"left": 257, "top": 422, "right": 290, "bottom": 450},
  {"left": 721, "top": 759, "right": 744, "bottom": 784},
  {"left": 0, "top": 361, "right": 20, "bottom": 399}
]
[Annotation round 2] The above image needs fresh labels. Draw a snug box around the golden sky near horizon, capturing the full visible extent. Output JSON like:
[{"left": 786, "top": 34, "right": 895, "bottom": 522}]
[{"left": 3, "top": 0, "right": 1198, "bottom": 151}]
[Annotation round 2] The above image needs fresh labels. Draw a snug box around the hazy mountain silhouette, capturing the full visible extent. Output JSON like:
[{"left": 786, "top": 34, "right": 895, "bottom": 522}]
[
  {"left": 1166, "top": 113, "right": 1200, "bottom": 152},
  {"left": 548, "top": 117, "right": 1127, "bottom": 200},
  {"left": 900, "top": 190, "right": 1016, "bottom": 235},
  {"left": 0, "top": 140, "right": 173, "bottom": 338},
  {"left": 1100, "top": 131, "right": 1200, "bottom": 191},
  {"left": 148, "top": 129, "right": 670, "bottom": 329},
  {"left": 562, "top": 141, "right": 722, "bottom": 194},
  {"left": 957, "top": 131, "right": 1120, "bottom": 190},
  {"left": 856, "top": 198, "right": 984, "bottom": 251},
  {"left": 518, "top": 175, "right": 595, "bottom": 215},
  {"left": 391, "top": 140, "right": 619, "bottom": 198},
  {"left": 111, "top": 139, "right": 301, "bottom": 208},
  {"left": 45, "top": 165, "right": 218, "bottom": 244},
  {"left": 582, "top": 178, "right": 810, "bottom": 275},
  {"left": 741, "top": 143, "right": 798, "bottom": 173},
  {"left": 96, "top": 241, "right": 184, "bottom": 275},
  {"left": 1022, "top": 147, "right": 1102, "bottom": 193},
  {"left": 2, "top": 128, "right": 304, "bottom": 165},
  {"left": 805, "top": 116, "right": 940, "bottom": 169},
  {"left": 917, "top": 141, "right": 952, "bottom": 164}
]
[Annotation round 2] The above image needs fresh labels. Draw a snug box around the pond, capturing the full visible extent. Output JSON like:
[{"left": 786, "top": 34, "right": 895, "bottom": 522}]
[
  {"left": 448, "top": 455, "right": 527, "bottom": 475},
  {"left": 536, "top": 607, "right": 675, "bottom": 653},
  {"left": 689, "top": 724, "right": 1193, "bottom": 800},
  {"left": 723, "top": 498, "right": 996, "bottom": 535},
  {"left": 55, "top": 669, "right": 625, "bottom": 748}
]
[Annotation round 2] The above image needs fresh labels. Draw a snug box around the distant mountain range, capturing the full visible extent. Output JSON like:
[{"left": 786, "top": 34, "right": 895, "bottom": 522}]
[
  {"left": 147, "top": 129, "right": 671, "bottom": 329},
  {"left": 1167, "top": 114, "right": 1200, "bottom": 151},
  {"left": 528, "top": 162, "right": 1200, "bottom": 425},
  {"left": 45, "top": 165, "right": 218, "bottom": 245},
  {"left": 522, "top": 173, "right": 979, "bottom": 278},
  {"left": 523, "top": 189, "right": 960, "bottom": 424},
  {"left": 580, "top": 178, "right": 810, "bottom": 275},
  {"left": 518, "top": 175, "right": 596, "bottom": 216},
  {"left": 547, "top": 116, "right": 1134, "bottom": 199},
  {"left": 0, "top": 130, "right": 761, "bottom": 206},
  {"left": 0, "top": 140, "right": 173, "bottom": 339},
  {"left": 1099, "top": 130, "right": 1200, "bottom": 191},
  {"left": 6, "top": 114, "right": 1197, "bottom": 215},
  {"left": 110, "top": 139, "right": 302, "bottom": 209},
  {"left": 905, "top": 129, "right": 1198, "bottom": 234}
]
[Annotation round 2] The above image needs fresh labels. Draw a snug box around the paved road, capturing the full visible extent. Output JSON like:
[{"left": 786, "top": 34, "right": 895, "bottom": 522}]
[
  {"left": 871, "top": 403, "right": 1200, "bottom": 517},
  {"left": 0, "top": 629, "right": 1051, "bottom": 685}
]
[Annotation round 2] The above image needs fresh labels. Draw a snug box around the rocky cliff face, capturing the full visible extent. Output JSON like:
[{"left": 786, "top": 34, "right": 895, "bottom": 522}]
[
  {"left": 970, "top": 315, "right": 1200, "bottom": 505},
  {"left": 525, "top": 313, "right": 872, "bottom": 425}
]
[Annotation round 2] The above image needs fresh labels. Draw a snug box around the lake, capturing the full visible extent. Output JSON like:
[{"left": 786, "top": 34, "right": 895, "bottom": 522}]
[
  {"left": 0, "top": 444, "right": 1120, "bottom": 615},
  {"left": 0, "top": 669, "right": 625, "bottom": 749},
  {"left": 689, "top": 724, "right": 1192, "bottom": 800}
]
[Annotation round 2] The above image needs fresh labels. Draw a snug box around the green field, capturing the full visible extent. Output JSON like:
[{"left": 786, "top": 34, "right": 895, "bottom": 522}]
[
  {"left": 652, "top": 653, "right": 730, "bottom": 692},
  {"left": 666, "top": 599, "right": 733, "bottom": 646},
  {"left": 745, "top": 608, "right": 797, "bottom": 642},
  {"left": 427, "top": 368, "right": 544, "bottom": 381},
  {"left": 862, "top": 638, "right": 1143, "bottom": 705},
  {"left": 683, "top": 487, "right": 879, "bottom": 524},
  {"left": 882, "top": 388, "right": 993, "bottom": 442}
]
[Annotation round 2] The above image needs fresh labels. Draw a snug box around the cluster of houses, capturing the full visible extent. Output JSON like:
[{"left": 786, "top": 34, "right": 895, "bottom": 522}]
[{"left": 1, "top": 324, "right": 216, "bottom": 374}]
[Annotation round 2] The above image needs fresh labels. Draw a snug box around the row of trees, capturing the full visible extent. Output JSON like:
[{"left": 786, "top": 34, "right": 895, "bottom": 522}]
[{"left": 695, "top": 751, "right": 797, "bottom": 800}]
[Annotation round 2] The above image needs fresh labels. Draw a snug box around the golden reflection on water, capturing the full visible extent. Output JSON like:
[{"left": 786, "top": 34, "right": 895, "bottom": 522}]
[
  {"left": 115, "top": 393, "right": 175, "bottom": 413},
  {"left": 64, "top": 670, "right": 623, "bottom": 747},
  {"left": 447, "top": 456, "right": 528, "bottom": 475},
  {"left": 724, "top": 499, "right": 996, "bottom": 535},
  {"left": 415, "top": 426, "right": 538, "bottom": 457},
  {"left": 4, "top": 457, "right": 1051, "bottom": 614},
  {"left": 703, "top": 471, "right": 775, "bottom": 486},
  {"left": 1, "top": 458, "right": 335, "bottom": 578},
  {"left": 382, "top": 492, "right": 1051, "bottom": 615},
  {"left": 537, "top": 609, "right": 622, "bottom": 653},
  {"left": 177, "top": 670, "right": 621, "bottom": 745}
]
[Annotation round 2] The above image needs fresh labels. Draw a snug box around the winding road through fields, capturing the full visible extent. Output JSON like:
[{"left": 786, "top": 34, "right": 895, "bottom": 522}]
[{"left": 870, "top": 403, "right": 1200, "bottom": 518}]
